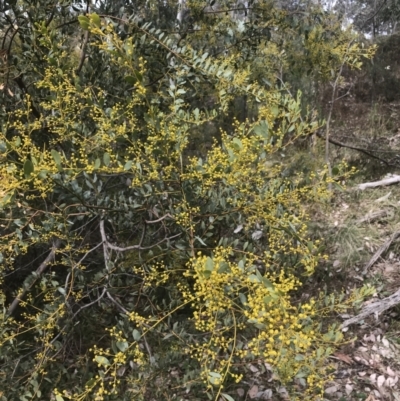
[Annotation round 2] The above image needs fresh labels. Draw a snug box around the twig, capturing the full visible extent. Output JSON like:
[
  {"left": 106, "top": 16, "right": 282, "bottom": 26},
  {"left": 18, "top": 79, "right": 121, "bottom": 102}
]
[
  {"left": 106, "top": 291, "right": 153, "bottom": 362},
  {"left": 64, "top": 242, "right": 103, "bottom": 293},
  {"left": 145, "top": 213, "right": 173, "bottom": 224},
  {"left": 71, "top": 287, "right": 107, "bottom": 320},
  {"left": 76, "top": 30, "right": 89, "bottom": 74},
  {"left": 357, "top": 209, "right": 390, "bottom": 224},
  {"left": 106, "top": 291, "right": 129, "bottom": 314},
  {"left": 50, "top": 286, "right": 108, "bottom": 347},
  {"left": 106, "top": 233, "right": 181, "bottom": 251},
  {"left": 341, "top": 287, "right": 400, "bottom": 329},
  {"left": 362, "top": 230, "right": 400, "bottom": 275},
  {"left": 99, "top": 219, "right": 181, "bottom": 252},
  {"left": 316, "top": 132, "right": 392, "bottom": 166},
  {"left": 8, "top": 239, "right": 61, "bottom": 316}
]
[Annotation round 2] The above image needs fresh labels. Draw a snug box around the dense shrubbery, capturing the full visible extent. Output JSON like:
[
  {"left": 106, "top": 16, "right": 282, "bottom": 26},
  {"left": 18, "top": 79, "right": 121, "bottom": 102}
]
[{"left": 0, "top": 1, "right": 375, "bottom": 400}]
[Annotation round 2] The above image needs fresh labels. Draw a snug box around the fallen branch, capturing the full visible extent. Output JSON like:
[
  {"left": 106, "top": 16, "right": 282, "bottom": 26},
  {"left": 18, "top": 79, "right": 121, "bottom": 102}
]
[
  {"left": 357, "top": 209, "right": 390, "bottom": 224},
  {"left": 341, "top": 288, "right": 400, "bottom": 329},
  {"left": 8, "top": 239, "right": 61, "bottom": 316},
  {"left": 357, "top": 175, "right": 400, "bottom": 190},
  {"left": 362, "top": 230, "right": 400, "bottom": 275}
]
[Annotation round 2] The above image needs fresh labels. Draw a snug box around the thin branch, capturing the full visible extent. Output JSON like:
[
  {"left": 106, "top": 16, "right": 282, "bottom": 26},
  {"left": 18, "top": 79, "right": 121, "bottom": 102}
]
[
  {"left": 106, "top": 291, "right": 153, "bottom": 362},
  {"left": 360, "top": 0, "right": 388, "bottom": 28},
  {"left": 315, "top": 131, "right": 392, "bottom": 166},
  {"left": 99, "top": 219, "right": 181, "bottom": 252},
  {"left": 106, "top": 233, "right": 181, "bottom": 252},
  {"left": 76, "top": 30, "right": 89, "bottom": 74},
  {"left": 45, "top": 7, "right": 56, "bottom": 27},
  {"left": 8, "top": 239, "right": 61, "bottom": 316},
  {"left": 145, "top": 213, "right": 173, "bottom": 224},
  {"left": 203, "top": 6, "right": 262, "bottom": 14},
  {"left": 55, "top": 19, "right": 78, "bottom": 30},
  {"left": 71, "top": 287, "right": 107, "bottom": 320},
  {"left": 1, "top": 24, "right": 13, "bottom": 52},
  {"left": 106, "top": 291, "right": 129, "bottom": 314},
  {"left": 64, "top": 242, "right": 103, "bottom": 293}
]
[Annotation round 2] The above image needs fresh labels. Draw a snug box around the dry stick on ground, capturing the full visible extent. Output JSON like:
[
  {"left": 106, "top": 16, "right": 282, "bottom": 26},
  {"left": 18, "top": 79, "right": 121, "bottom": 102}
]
[
  {"left": 341, "top": 230, "right": 400, "bottom": 328},
  {"left": 341, "top": 287, "right": 400, "bottom": 329},
  {"left": 357, "top": 209, "right": 390, "bottom": 224},
  {"left": 362, "top": 230, "right": 400, "bottom": 276},
  {"left": 357, "top": 175, "right": 400, "bottom": 190},
  {"left": 8, "top": 239, "right": 61, "bottom": 316}
]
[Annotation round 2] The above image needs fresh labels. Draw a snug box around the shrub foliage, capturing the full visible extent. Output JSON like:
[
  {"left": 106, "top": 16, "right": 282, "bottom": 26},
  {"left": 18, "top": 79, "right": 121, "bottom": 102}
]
[{"left": 0, "top": 1, "right": 374, "bottom": 400}]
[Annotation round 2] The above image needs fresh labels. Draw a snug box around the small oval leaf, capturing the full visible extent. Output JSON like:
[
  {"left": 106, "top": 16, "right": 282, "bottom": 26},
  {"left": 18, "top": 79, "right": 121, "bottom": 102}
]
[
  {"left": 95, "top": 355, "right": 110, "bottom": 366},
  {"left": 103, "top": 152, "right": 111, "bottom": 167},
  {"left": 90, "top": 13, "right": 101, "bottom": 27},
  {"left": 78, "top": 15, "right": 90, "bottom": 30},
  {"left": 51, "top": 149, "right": 62, "bottom": 166},
  {"left": 24, "top": 159, "right": 34, "bottom": 178}
]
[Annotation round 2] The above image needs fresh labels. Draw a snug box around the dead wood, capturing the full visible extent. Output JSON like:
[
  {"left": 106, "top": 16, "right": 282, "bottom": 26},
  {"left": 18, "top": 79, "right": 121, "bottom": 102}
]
[
  {"left": 341, "top": 288, "right": 400, "bottom": 329},
  {"left": 362, "top": 230, "right": 400, "bottom": 275},
  {"left": 357, "top": 175, "right": 400, "bottom": 190},
  {"left": 357, "top": 209, "right": 390, "bottom": 224}
]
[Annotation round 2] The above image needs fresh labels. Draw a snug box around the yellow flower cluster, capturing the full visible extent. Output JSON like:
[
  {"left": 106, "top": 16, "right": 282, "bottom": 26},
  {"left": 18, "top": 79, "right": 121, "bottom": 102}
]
[{"left": 180, "top": 249, "right": 331, "bottom": 392}]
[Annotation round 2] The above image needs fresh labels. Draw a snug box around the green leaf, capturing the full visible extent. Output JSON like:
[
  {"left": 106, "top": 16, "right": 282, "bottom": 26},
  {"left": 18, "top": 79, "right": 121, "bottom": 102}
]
[
  {"left": 103, "top": 152, "right": 111, "bottom": 166},
  {"left": 248, "top": 274, "right": 260, "bottom": 283},
  {"left": 253, "top": 120, "right": 269, "bottom": 138},
  {"left": 205, "top": 257, "right": 214, "bottom": 271},
  {"left": 332, "top": 166, "right": 339, "bottom": 175},
  {"left": 295, "top": 370, "right": 307, "bottom": 378},
  {"left": 57, "top": 287, "right": 66, "bottom": 296},
  {"left": 202, "top": 270, "right": 212, "bottom": 279},
  {"left": 271, "top": 105, "right": 279, "bottom": 116},
  {"left": 55, "top": 396, "right": 64, "bottom": 401},
  {"left": 24, "top": 159, "right": 34, "bottom": 178},
  {"left": 84, "top": 378, "right": 96, "bottom": 388},
  {"left": 90, "top": 13, "right": 101, "bottom": 28},
  {"left": 132, "top": 329, "right": 141, "bottom": 341},
  {"left": 263, "top": 296, "right": 273, "bottom": 305},
  {"left": 116, "top": 341, "right": 129, "bottom": 352},
  {"left": 134, "top": 70, "right": 143, "bottom": 83},
  {"left": 288, "top": 221, "right": 297, "bottom": 233},
  {"left": 239, "top": 292, "right": 247, "bottom": 305},
  {"left": 195, "top": 236, "right": 207, "bottom": 246},
  {"left": 232, "top": 137, "right": 242, "bottom": 149},
  {"left": 262, "top": 277, "right": 274, "bottom": 290},
  {"left": 124, "top": 75, "right": 137, "bottom": 85},
  {"left": 51, "top": 149, "right": 62, "bottom": 166},
  {"left": 94, "top": 158, "right": 101, "bottom": 170},
  {"left": 124, "top": 161, "right": 133, "bottom": 171},
  {"left": 221, "top": 394, "right": 235, "bottom": 401},
  {"left": 218, "top": 261, "right": 230, "bottom": 273},
  {"left": 78, "top": 15, "right": 90, "bottom": 30},
  {"left": 95, "top": 355, "right": 110, "bottom": 366}
]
